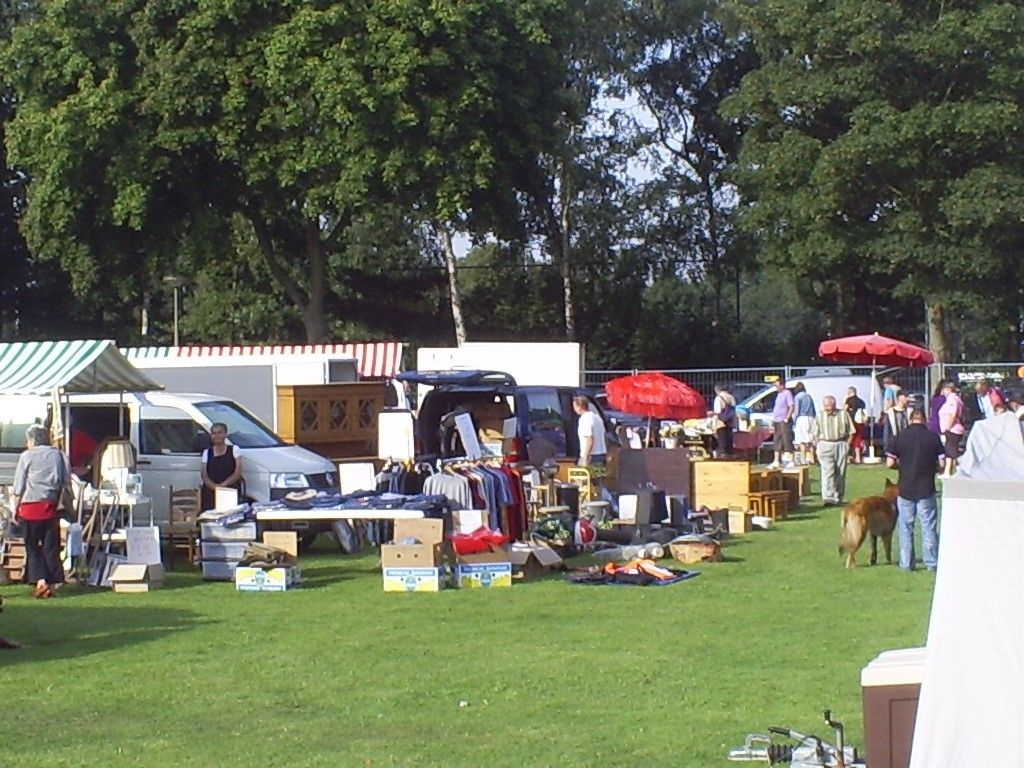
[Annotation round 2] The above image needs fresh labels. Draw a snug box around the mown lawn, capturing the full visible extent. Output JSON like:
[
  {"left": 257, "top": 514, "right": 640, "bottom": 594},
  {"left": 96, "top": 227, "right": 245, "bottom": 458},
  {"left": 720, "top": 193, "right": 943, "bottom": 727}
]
[{"left": 0, "top": 465, "right": 936, "bottom": 768}]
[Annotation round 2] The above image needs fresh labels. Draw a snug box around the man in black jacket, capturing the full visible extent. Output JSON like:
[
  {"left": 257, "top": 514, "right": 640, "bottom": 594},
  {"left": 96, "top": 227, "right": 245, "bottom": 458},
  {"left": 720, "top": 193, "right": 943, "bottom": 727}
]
[
  {"left": 963, "top": 378, "right": 1002, "bottom": 429},
  {"left": 887, "top": 409, "right": 944, "bottom": 571}
]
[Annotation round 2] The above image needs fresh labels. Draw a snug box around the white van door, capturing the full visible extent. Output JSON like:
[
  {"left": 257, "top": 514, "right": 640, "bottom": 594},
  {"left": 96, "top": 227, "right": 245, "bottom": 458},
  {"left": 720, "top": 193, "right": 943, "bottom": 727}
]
[{"left": 137, "top": 404, "right": 208, "bottom": 523}]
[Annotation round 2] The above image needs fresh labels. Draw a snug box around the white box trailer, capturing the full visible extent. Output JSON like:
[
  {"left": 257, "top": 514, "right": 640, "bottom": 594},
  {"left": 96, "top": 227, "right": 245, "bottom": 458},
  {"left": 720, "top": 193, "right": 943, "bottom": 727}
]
[
  {"left": 123, "top": 343, "right": 405, "bottom": 429},
  {"left": 413, "top": 342, "right": 583, "bottom": 406}
]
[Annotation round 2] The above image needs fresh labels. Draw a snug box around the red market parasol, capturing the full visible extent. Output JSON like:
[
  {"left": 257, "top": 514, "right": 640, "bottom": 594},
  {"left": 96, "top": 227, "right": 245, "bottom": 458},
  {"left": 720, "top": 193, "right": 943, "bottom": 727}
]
[
  {"left": 817, "top": 333, "right": 934, "bottom": 368},
  {"left": 604, "top": 372, "right": 708, "bottom": 420},
  {"left": 817, "top": 332, "right": 934, "bottom": 461}
]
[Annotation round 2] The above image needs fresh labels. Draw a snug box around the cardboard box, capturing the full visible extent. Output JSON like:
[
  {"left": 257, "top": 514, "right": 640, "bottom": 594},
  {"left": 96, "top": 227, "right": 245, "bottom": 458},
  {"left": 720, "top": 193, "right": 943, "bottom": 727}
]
[
  {"left": 109, "top": 563, "right": 165, "bottom": 593},
  {"left": 382, "top": 567, "right": 445, "bottom": 592},
  {"left": 381, "top": 519, "right": 445, "bottom": 568},
  {"left": 507, "top": 541, "right": 563, "bottom": 580},
  {"left": 728, "top": 509, "right": 753, "bottom": 535},
  {"left": 262, "top": 531, "right": 299, "bottom": 558},
  {"left": 456, "top": 562, "right": 513, "bottom": 588},
  {"left": 235, "top": 565, "right": 298, "bottom": 592}
]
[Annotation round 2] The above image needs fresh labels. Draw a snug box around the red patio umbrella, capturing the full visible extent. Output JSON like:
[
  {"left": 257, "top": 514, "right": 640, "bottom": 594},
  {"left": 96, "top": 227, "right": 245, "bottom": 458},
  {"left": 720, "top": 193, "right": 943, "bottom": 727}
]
[
  {"left": 818, "top": 333, "right": 934, "bottom": 368},
  {"left": 817, "top": 332, "right": 934, "bottom": 460},
  {"left": 605, "top": 372, "right": 708, "bottom": 420}
]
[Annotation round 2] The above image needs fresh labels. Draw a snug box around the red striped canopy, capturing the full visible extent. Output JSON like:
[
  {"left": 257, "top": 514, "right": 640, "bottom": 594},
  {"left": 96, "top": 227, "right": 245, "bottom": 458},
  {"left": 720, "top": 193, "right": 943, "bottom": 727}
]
[{"left": 818, "top": 333, "right": 934, "bottom": 368}]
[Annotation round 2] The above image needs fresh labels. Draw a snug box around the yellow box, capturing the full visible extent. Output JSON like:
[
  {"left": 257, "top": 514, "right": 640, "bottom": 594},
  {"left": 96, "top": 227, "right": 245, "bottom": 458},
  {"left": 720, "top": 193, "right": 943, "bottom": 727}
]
[
  {"left": 383, "top": 567, "right": 444, "bottom": 592},
  {"left": 235, "top": 566, "right": 298, "bottom": 592},
  {"left": 455, "top": 562, "right": 513, "bottom": 588}
]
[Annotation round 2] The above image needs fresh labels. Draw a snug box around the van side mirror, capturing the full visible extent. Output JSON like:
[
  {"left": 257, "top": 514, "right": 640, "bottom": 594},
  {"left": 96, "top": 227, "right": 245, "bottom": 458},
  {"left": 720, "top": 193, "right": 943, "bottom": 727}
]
[{"left": 193, "top": 431, "right": 212, "bottom": 452}]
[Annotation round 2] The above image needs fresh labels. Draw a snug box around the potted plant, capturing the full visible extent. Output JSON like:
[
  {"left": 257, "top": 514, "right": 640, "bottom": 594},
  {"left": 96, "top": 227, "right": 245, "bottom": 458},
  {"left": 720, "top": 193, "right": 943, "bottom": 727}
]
[{"left": 659, "top": 423, "right": 684, "bottom": 448}]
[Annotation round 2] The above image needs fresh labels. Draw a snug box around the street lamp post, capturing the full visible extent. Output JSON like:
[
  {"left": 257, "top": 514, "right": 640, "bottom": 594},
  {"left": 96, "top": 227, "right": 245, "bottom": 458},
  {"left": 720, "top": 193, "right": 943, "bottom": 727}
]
[{"left": 161, "top": 275, "right": 186, "bottom": 347}]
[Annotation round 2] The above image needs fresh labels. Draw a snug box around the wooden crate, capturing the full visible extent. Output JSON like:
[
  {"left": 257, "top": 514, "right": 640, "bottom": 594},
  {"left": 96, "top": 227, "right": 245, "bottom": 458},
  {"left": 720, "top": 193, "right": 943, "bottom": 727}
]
[
  {"left": 780, "top": 466, "right": 810, "bottom": 506},
  {"left": 750, "top": 469, "right": 783, "bottom": 493},
  {"left": 670, "top": 539, "right": 722, "bottom": 564},
  {"left": 693, "top": 460, "right": 751, "bottom": 509},
  {"left": 745, "top": 489, "right": 790, "bottom": 521},
  {"left": 1, "top": 538, "right": 26, "bottom": 583}
]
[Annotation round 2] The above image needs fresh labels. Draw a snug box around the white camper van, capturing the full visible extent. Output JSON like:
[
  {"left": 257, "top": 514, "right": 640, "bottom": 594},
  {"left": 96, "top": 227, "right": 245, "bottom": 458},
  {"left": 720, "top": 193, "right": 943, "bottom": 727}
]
[
  {"left": 739, "top": 369, "right": 885, "bottom": 430},
  {"left": 0, "top": 391, "right": 337, "bottom": 527}
]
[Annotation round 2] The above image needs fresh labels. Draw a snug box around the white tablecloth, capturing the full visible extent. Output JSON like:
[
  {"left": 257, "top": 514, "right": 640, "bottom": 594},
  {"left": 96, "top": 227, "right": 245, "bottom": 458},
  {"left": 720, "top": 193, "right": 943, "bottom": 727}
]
[
  {"left": 910, "top": 478, "right": 1024, "bottom": 767},
  {"left": 253, "top": 508, "right": 425, "bottom": 522}
]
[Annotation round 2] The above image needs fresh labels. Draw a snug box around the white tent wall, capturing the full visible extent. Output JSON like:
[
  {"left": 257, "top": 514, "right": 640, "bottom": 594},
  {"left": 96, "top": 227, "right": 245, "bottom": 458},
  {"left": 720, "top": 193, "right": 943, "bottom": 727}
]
[{"left": 910, "top": 477, "right": 1024, "bottom": 766}]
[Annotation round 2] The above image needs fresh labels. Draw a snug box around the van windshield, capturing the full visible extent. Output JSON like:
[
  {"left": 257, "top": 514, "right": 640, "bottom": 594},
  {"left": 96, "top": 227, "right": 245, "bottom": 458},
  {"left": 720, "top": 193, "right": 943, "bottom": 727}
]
[{"left": 193, "top": 401, "right": 285, "bottom": 448}]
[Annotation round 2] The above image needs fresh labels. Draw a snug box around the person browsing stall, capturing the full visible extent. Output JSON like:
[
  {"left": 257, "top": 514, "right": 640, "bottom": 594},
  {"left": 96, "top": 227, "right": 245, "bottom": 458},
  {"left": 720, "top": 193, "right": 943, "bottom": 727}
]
[
  {"left": 886, "top": 409, "right": 944, "bottom": 572},
  {"left": 844, "top": 386, "right": 867, "bottom": 464},
  {"left": 792, "top": 382, "right": 817, "bottom": 465},
  {"left": 770, "top": 378, "right": 795, "bottom": 468},
  {"left": 12, "top": 425, "right": 69, "bottom": 599},
  {"left": 813, "top": 396, "right": 854, "bottom": 506},
  {"left": 200, "top": 422, "right": 243, "bottom": 511},
  {"left": 937, "top": 381, "right": 965, "bottom": 477},
  {"left": 573, "top": 395, "right": 607, "bottom": 466}
]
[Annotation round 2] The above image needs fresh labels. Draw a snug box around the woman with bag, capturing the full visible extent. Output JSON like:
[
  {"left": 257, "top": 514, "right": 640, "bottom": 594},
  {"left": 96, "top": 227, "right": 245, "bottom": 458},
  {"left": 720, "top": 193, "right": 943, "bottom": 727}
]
[
  {"left": 12, "top": 424, "right": 68, "bottom": 599},
  {"left": 710, "top": 383, "right": 736, "bottom": 458},
  {"left": 844, "top": 386, "right": 867, "bottom": 464}
]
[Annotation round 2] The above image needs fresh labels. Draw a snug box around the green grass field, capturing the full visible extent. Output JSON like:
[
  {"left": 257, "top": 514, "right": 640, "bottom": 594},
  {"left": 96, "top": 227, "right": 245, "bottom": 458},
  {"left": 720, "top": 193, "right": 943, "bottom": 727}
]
[{"left": 1, "top": 465, "right": 936, "bottom": 768}]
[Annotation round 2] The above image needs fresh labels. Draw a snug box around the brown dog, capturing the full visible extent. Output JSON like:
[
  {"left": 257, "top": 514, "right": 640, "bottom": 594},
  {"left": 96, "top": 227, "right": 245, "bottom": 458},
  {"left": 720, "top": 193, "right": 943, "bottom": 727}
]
[{"left": 838, "top": 478, "right": 900, "bottom": 568}]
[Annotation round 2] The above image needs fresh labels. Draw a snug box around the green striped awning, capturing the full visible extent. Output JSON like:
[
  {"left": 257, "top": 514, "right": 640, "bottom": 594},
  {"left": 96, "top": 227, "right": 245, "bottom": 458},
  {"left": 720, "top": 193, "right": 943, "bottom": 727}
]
[{"left": 0, "top": 340, "right": 163, "bottom": 395}]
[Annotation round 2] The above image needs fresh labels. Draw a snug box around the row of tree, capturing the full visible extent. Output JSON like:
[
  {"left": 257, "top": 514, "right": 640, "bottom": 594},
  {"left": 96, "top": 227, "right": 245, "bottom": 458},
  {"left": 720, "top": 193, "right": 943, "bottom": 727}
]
[{"left": 2, "top": 0, "right": 1022, "bottom": 367}]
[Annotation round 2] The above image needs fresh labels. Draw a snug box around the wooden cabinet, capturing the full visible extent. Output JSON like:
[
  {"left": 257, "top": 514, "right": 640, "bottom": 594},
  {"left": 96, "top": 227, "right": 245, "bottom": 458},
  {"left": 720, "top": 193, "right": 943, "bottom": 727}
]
[
  {"left": 276, "top": 383, "right": 383, "bottom": 460},
  {"left": 693, "top": 460, "right": 751, "bottom": 509}
]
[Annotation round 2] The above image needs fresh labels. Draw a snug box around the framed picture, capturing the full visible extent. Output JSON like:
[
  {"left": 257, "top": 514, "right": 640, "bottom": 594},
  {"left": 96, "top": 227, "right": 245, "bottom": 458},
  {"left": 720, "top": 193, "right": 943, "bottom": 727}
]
[{"left": 100, "top": 554, "right": 127, "bottom": 588}]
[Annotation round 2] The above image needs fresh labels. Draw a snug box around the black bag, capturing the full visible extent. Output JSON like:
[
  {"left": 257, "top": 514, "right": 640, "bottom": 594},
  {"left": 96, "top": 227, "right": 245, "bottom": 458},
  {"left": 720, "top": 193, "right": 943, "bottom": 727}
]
[{"left": 634, "top": 485, "right": 667, "bottom": 526}]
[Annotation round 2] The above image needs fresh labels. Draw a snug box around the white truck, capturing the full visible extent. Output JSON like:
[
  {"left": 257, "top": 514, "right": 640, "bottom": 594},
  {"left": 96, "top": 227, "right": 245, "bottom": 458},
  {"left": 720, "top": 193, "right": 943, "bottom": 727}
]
[
  {"left": 411, "top": 342, "right": 583, "bottom": 407},
  {"left": 0, "top": 391, "right": 337, "bottom": 538},
  {"left": 122, "top": 343, "right": 408, "bottom": 430}
]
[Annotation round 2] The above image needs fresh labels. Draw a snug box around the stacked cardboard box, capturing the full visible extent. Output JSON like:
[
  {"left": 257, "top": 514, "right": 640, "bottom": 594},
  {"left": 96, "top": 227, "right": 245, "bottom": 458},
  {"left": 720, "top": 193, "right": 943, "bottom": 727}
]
[
  {"left": 200, "top": 521, "right": 257, "bottom": 581},
  {"left": 235, "top": 532, "right": 301, "bottom": 592},
  {"left": 381, "top": 519, "right": 447, "bottom": 592},
  {"left": 455, "top": 545, "right": 512, "bottom": 588},
  {"left": 109, "top": 563, "right": 165, "bottom": 592}
]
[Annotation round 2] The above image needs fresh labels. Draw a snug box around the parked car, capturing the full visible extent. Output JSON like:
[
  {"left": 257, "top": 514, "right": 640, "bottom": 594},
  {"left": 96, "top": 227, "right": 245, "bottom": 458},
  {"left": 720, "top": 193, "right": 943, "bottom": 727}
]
[
  {"left": 727, "top": 382, "right": 773, "bottom": 405},
  {"left": 397, "top": 370, "right": 614, "bottom": 462},
  {"left": 0, "top": 391, "right": 338, "bottom": 533},
  {"left": 739, "top": 371, "right": 884, "bottom": 432}
]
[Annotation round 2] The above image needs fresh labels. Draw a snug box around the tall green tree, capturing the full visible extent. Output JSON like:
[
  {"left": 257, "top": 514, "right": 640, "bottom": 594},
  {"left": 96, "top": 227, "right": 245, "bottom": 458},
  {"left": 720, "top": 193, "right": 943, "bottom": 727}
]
[
  {"left": 624, "top": 0, "right": 757, "bottom": 326},
  {"left": 3, "top": 0, "right": 572, "bottom": 341},
  {"left": 723, "top": 0, "right": 1024, "bottom": 360}
]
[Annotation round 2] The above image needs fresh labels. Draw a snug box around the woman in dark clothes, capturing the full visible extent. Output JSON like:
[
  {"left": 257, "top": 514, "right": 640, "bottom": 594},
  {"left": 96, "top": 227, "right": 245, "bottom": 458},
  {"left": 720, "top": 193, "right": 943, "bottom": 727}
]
[
  {"left": 200, "top": 422, "right": 243, "bottom": 511},
  {"left": 844, "top": 386, "right": 867, "bottom": 464},
  {"left": 927, "top": 382, "right": 946, "bottom": 435}
]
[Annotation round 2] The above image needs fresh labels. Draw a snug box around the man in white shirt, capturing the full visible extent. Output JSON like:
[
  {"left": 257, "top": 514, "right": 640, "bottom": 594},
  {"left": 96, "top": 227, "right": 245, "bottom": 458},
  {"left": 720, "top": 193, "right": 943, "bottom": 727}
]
[{"left": 573, "top": 396, "right": 607, "bottom": 466}]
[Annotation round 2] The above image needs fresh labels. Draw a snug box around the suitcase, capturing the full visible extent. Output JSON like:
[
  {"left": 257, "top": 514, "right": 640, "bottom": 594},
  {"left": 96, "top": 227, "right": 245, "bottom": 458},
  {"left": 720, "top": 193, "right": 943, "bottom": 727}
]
[{"left": 634, "top": 487, "right": 667, "bottom": 526}]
